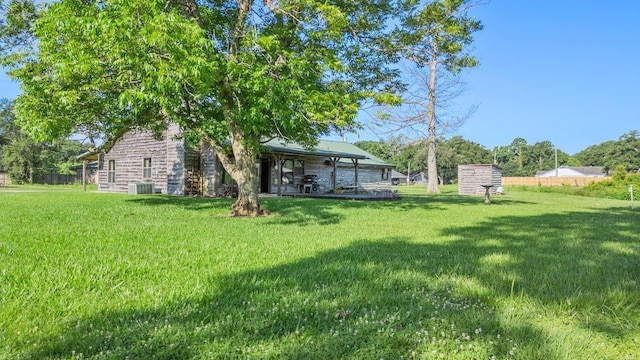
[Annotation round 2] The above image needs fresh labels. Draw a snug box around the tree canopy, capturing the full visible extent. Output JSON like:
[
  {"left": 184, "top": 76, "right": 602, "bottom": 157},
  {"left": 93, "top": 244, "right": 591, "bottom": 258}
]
[
  {"left": 354, "top": 131, "right": 639, "bottom": 181},
  {"left": 3, "top": 0, "right": 402, "bottom": 215},
  {"left": 574, "top": 131, "right": 640, "bottom": 173}
]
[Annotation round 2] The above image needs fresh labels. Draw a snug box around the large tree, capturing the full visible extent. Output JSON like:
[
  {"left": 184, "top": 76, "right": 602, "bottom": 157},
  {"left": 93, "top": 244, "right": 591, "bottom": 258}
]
[
  {"left": 608, "top": 131, "right": 640, "bottom": 172},
  {"left": 389, "top": 0, "right": 482, "bottom": 193},
  {"left": 2, "top": 0, "right": 400, "bottom": 216},
  {"left": 574, "top": 131, "right": 640, "bottom": 173},
  {"left": 493, "top": 138, "right": 575, "bottom": 177}
]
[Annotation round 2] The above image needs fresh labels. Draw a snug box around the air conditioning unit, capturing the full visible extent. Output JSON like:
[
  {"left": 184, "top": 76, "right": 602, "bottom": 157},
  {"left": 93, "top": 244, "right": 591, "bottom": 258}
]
[{"left": 128, "top": 182, "right": 154, "bottom": 195}]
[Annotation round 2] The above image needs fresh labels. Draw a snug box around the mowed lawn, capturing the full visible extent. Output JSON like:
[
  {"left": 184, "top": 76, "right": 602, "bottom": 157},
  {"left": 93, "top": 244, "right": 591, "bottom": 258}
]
[{"left": 1, "top": 185, "right": 638, "bottom": 359}]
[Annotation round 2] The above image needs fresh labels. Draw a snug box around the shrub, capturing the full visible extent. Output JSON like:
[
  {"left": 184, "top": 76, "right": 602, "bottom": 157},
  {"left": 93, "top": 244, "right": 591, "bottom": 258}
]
[{"left": 579, "top": 173, "right": 640, "bottom": 200}]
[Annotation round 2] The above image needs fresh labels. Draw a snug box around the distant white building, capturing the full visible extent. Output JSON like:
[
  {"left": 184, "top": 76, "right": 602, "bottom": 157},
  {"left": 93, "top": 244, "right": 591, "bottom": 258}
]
[{"left": 535, "top": 166, "right": 606, "bottom": 178}]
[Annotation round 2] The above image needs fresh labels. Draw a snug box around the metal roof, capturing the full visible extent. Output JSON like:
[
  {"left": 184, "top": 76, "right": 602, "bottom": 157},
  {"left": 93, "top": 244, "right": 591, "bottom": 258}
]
[
  {"left": 77, "top": 151, "right": 100, "bottom": 161},
  {"left": 263, "top": 139, "right": 393, "bottom": 167},
  {"left": 77, "top": 138, "right": 394, "bottom": 167}
]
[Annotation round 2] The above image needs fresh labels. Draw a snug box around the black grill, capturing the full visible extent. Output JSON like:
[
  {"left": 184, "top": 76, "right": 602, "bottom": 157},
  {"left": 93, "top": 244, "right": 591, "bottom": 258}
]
[{"left": 302, "top": 175, "right": 318, "bottom": 184}]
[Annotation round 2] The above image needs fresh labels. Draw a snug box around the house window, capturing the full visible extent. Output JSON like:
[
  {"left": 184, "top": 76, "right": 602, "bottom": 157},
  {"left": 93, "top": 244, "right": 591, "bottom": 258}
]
[
  {"left": 108, "top": 160, "right": 116, "bottom": 183},
  {"left": 143, "top": 158, "right": 152, "bottom": 178},
  {"left": 382, "top": 168, "right": 389, "bottom": 180}
]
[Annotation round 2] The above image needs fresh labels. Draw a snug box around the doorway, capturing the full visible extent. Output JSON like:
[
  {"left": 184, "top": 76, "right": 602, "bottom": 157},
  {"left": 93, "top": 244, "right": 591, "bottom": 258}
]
[{"left": 260, "top": 158, "right": 270, "bottom": 193}]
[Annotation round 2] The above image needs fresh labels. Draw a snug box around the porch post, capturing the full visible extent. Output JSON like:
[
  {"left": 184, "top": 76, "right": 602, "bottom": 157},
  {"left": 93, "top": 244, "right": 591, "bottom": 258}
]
[
  {"left": 82, "top": 159, "right": 87, "bottom": 192},
  {"left": 277, "top": 155, "right": 284, "bottom": 196},
  {"left": 331, "top": 157, "right": 340, "bottom": 192},
  {"left": 351, "top": 158, "right": 359, "bottom": 194}
]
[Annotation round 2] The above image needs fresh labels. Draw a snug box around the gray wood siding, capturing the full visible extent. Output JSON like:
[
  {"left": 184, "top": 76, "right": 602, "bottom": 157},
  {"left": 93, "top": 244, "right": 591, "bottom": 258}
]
[
  {"left": 96, "top": 130, "right": 388, "bottom": 197},
  {"left": 458, "top": 164, "right": 502, "bottom": 195},
  {"left": 98, "top": 125, "right": 183, "bottom": 194}
]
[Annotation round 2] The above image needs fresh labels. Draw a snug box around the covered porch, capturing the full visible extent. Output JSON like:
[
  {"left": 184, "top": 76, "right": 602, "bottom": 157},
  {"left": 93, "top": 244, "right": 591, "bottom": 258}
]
[
  {"left": 77, "top": 150, "right": 101, "bottom": 192},
  {"left": 261, "top": 139, "right": 370, "bottom": 196}
]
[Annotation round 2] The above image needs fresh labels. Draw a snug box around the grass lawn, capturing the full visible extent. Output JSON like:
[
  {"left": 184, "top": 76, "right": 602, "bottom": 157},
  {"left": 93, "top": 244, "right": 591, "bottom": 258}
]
[{"left": 1, "top": 184, "right": 638, "bottom": 359}]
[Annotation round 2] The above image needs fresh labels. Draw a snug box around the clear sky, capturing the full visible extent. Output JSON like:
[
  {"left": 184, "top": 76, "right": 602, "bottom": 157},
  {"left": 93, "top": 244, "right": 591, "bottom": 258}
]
[
  {"left": 1, "top": 0, "right": 639, "bottom": 155},
  {"left": 342, "top": 0, "right": 640, "bottom": 155}
]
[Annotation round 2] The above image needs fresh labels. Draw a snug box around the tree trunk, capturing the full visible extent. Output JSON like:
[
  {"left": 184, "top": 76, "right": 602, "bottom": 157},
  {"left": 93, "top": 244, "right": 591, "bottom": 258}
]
[
  {"left": 426, "top": 44, "right": 440, "bottom": 194},
  {"left": 230, "top": 155, "right": 268, "bottom": 217},
  {"left": 225, "top": 121, "right": 269, "bottom": 217}
]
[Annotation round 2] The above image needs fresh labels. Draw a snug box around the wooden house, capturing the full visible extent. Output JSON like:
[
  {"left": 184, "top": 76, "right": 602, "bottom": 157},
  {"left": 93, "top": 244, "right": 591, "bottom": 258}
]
[
  {"left": 458, "top": 164, "right": 502, "bottom": 195},
  {"left": 78, "top": 125, "right": 395, "bottom": 196}
]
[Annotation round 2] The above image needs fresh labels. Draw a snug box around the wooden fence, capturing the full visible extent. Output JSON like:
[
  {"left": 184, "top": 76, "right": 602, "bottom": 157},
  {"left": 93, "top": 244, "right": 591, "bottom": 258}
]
[
  {"left": 33, "top": 173, "right": 76, "bottom": 185},
  {"left": 0, "top": 172, "right": 78, "bottom": 186},
  {"left": 502, "top": 176, "right": 609, "bottom": 187}
]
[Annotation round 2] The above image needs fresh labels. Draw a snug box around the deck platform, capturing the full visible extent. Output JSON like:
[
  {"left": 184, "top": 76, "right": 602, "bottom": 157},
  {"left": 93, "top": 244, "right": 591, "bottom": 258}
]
[{"left": 282, "top": 191, "right": 400, "bottom": 201}]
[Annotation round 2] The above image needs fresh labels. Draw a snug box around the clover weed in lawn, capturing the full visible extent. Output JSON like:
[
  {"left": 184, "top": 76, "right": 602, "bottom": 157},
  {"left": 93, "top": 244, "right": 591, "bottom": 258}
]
[{"left": 0, "top": 184, "right": 638, "bottom": 359}]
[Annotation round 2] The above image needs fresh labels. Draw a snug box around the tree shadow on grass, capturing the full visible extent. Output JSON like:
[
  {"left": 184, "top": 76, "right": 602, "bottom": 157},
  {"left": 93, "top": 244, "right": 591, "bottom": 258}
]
[
  {"left": 126, "top": 195, "right": 235, "bottom": 213},
  {"left": 23, "top": 240, "right": 573, "bottom": 359},
  {"left": 437, "top": 206, "right": 640, "bottom": 342},
  {"left": 25, "top": 207, "right": 639, "bottom": 359},
  {"left": 263, "top": 193, "right": 534, "bottom": 227},
  {"left": 126, "top": 192, "right": 533, "bottom": 227}
]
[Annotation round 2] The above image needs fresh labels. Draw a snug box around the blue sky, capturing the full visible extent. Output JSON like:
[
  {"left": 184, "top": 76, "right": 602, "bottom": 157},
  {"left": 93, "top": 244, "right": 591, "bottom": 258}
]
[
  {"left": 2, "top": 0, "right": 639, "bottom": 155},
  {"left": 347, "top": 0, "right": 640, "bottom": 154}
]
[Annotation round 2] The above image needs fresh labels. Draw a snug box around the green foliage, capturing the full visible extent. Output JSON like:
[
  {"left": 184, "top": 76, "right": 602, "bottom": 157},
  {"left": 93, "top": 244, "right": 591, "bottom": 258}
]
[
  {"left": 0, "top": 0, "right": 38, "bottom": 58},
  {"left": 353, "top": 140, "right": 394, "bottom": 160},
  {"left": 574, "top": 141, "right": 616, "bottom": 169},
  {"left": 0, "top": 98, "right": 13, "bottom": 147},
  {"left": 0, "top": 98, "right": 90, "bottom": 183},
  {"left": 513, "top": 170, "right": 640, "bottom": 202},
  {"left": 4, "top": 0, "right": 402, "bottom": 147},
  {"left": 577, "top": 173, "right": 640, "bottom": 201},
  {"left": 1, "top": 133, "right": 40, "bottom": 183},
  {"left": 574, "top": 131, "right": 640, "bottom": 173},
  {"left": 398, "top": 0, "right": 483, "bottom": 72},
  {"left": 494, "top": 138, "right": 575, "bottom": 176},
  {"left": 2, "top": 0, "right": 404, "bottom": 214},
  {"left": 354, "top": 135, "right": 410, "bottom": 168},
  {"left": 357, "top": 135, "right": 491, "bottom": 182},
  {"left": 436, "top": 136, "right": 491, "bottom": 182},
  {"left": 1, "top": 186, "right": 638, "bottom": 358},
  {"left": 612, "top": 164, "right": 628, "bottom": 181}
]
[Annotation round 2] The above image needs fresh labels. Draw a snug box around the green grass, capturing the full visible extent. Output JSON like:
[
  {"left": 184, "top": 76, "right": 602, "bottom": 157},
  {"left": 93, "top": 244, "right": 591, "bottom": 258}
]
[{"left": 1, "top": 185, "right": 638, "bottom": 359}]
